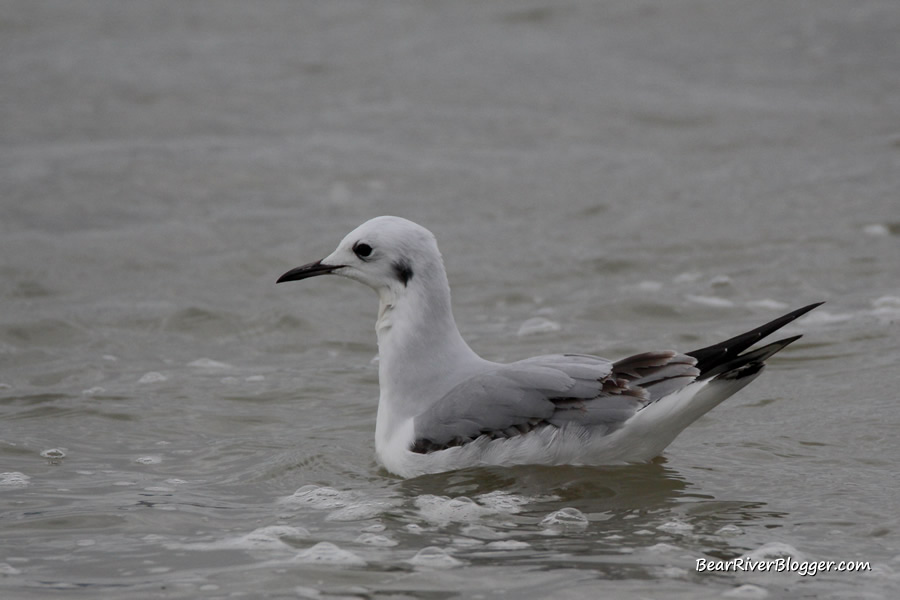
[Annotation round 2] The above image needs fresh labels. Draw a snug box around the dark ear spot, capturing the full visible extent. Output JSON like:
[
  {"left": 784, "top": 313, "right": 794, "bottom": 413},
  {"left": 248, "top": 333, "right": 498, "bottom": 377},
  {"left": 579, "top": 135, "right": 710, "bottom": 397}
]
[{"left": 392, "top": 259, "right": 413, "bottom": 286}]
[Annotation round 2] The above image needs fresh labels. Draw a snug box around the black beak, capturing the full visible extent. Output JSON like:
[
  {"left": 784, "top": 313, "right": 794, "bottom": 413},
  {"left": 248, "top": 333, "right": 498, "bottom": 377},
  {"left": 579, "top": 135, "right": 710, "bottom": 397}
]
[{"left": 276, "top": 260, "right": 344, "bottom": 284}]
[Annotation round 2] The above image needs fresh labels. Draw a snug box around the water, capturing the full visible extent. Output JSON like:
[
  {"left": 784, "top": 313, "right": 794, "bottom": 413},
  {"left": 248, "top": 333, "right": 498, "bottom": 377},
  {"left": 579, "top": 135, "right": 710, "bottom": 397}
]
[{"left": 2, "top": 1, "right": 899, "bottom": 598}]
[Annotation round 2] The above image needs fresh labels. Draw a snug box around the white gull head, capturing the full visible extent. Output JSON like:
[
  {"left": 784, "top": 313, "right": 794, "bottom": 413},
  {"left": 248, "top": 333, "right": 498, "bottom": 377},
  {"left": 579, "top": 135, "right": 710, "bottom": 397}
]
[
  {"left": 277, "top": 216, "right": 821, "bottom": 478},
  {"left": 277, "top": 216, "right": 487, "bottom": 472}
]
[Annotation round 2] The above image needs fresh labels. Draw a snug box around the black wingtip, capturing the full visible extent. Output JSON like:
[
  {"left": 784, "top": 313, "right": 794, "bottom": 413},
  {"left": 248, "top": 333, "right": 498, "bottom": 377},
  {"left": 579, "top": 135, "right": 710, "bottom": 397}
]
[
  {"left": 701, "top": 334, "right": 804, "bottom": 380},
  {"left": 687, "top": 302, "right": 822, "bottom": 379}
]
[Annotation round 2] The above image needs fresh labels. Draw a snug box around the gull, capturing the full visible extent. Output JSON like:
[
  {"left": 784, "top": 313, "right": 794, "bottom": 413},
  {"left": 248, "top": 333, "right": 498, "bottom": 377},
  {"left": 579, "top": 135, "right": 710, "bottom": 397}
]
[{"left": 277, "top": 216, "right": 821, "bottom": 478}]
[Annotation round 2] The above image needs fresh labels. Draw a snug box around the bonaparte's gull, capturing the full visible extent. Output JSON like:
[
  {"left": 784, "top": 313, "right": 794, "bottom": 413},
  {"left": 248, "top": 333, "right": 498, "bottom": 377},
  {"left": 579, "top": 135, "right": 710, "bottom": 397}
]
[{"left": 277, "top": 216, "right": 821, "bottom": 478}]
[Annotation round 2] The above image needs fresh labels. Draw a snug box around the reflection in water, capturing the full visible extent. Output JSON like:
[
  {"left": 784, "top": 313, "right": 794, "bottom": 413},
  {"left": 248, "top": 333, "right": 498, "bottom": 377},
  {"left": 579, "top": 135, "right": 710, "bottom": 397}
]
[
  {"left": 396, "top": 459, "right": 788, "bottom": 568},
  {"left": 402, "top": 459, "right": 690, "bottom": 511}
]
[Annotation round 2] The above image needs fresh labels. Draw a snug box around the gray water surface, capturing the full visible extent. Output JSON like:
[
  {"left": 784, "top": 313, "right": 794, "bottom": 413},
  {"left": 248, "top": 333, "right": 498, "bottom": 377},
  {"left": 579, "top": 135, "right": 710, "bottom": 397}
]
[{"left": 2, "top": 1, "right": 899, "bottom": 598}]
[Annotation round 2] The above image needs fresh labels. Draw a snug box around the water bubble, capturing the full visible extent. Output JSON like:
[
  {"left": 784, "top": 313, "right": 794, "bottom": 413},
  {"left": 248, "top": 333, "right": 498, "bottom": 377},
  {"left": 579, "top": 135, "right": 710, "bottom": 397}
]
[
  {"left": 715, "top": 524, "right": 742, "bottom": 537},
  {"left": 685, "top": 295, "right": 734, "bottom": 308},
  {"left": 40, "top": 448, "right": 67, "bottom": 460},
  {"left": 280, "top": 485, "right": 355, "bottom": 510},
  {"left": 354, "top": 533, "right": 398, "bottom": 547},
  {"left": 326, "top": 499, "right": 399, "bottom": 522},
  {"left": 238, "top": 526, "right": 309, "bottom": 550},
  {"left": 294, "top": 542, "right": 366, "bottom": 567},
  {"left": 645, "top": 542, "right": 682, "bottom": 554},
  {"left": 188, "top": 358, "right": 232, "bottom": 369},
  {"left": 723, "top": 584, "right": 770, "bottom": 599},
  {"left": 408, "top": 546, "right": 463, "bottom": 569},
  {"left": 673, "top": 271, "right": 702, "bottom": 284},
  {"left": 460, "top": 524, "right": 506, "bottom": 540},
  {"left": 540, "top": 507, "right": 588, "bottom": 530},
  {"left": 474, "top": 491, "right": 530, "bottom": 514},
  {"left": 0, "top": 472, "right": 31, "bottom": 487},
  {"left": 863, "top": 224, "right": 890, "bottom": 237},
  {"left": 138, "top": 372, "right": 167, "bottom": 384},
  {"left": 743, "top": 542, "right": 803, "bottom": 562},
  {"left": 485, "top": 540, "right": 530, "bottom": 550},
  {"left": 415, "top": 494, "right": 492, "bottom": 524},
  {"left": 0, "top": 563, "right": 23, "bottom": 576},
  {"left": 656, "top": 520, "right": 693, "bottom": 535},
  {"left": 517, "top": 317, "right": 561, "bottom": 337},
  {"left": 746, "top": 299, "right": 789, "bottom": 311}
]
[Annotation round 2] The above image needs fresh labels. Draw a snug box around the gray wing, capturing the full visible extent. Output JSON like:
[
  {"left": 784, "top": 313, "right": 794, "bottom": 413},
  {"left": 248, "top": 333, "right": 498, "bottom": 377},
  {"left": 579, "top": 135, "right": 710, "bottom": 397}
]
[{"left": 410, "top": 351, "right": 699, "bottom": 454}]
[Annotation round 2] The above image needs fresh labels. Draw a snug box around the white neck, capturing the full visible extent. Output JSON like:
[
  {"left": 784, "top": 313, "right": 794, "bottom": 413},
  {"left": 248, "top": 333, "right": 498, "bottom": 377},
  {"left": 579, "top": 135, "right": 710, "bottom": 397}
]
[{"left": 373, "top": 266, "right": 485, "bottom": 449}]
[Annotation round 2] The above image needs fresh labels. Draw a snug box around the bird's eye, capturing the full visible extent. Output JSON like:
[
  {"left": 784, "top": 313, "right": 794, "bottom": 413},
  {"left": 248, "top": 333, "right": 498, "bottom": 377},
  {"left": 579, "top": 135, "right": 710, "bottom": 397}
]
[{"left": 353, "top": 242, "right": 373, "bottom": 259}]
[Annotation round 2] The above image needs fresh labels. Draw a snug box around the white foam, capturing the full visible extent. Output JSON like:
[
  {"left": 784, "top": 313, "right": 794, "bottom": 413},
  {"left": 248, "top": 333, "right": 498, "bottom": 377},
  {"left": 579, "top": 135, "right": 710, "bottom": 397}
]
[
  {"left": 188, "top": 358, "right": 233, "bottom": 369},
  {"left": 473, "top": 491, "right": 530, "bottom": 514},
  {"left": 863, "top": 224, "right": 890, "bottom": 236},
  {"left": 716, "top": 524, "right": 742, "bottom": 537},
  {"left": 685, "top": 295, "right": 734, "bottom": 308},
  {"left": 656, "top": 519, "right": 693, "bottom": 535},
  {"left": 872, "top": 296, "right": 900, "bottom": 320},
  {"left": 746, "top": 299, "right": 789, "bottom": 311},
  {"left": 40, "top": 448, "right": 67, "bottom": 459},
  {"left": 517, "top": 317, "right": 561, "bottom": 337},
  {"left": 354, "top": 533, "right": 397, "bottom": 547},
  {"left": 134, "top": 456, "right": 162, "bottom": 465},
  {"left": 460, "top": 524, "right": 507, "bottom": 540},
  {"left": 138, "top": 372, "right": 167, "bottom": 384},
  {"left": 415, "top": 495, "right": 492, "bottom": 524},
  {"left": 743, "top": 542, "right": 804, "bottom": 562},
  {"left": 451, "top": 536, "right": 484, "bottom": 548},
  {"left": 485, "top": 540, "right": 530, "bottom": 550},
  {"left": 280, "top": 485, "right": 356, "bottom": 510},
  {"left": 673, "top": 271, "right": 703, "bottom": 284},
  {"left": 800, "top": 310, "right": 854, "bottom": 325},
  {"left": 645, "top": 542, "right": 682, "bottom": 554},
  {"left": 173, "top": 525, "right": 309, "bottom": 551},
  {"left": 624, "top": 280, "right": 663, "bottom": 293},
  {"left": 294, "top": 542, "right": 366, "bottom": 567},
  {"left": 539, "top": 507, "right": 588, "bottom": 530},
  {"left": 655, "top": 566, "right": 689, "bottom": 579},
  {"left": 327, "top": 498, "right": 399, "bottom": 521},
  {"left": 0, "top": 563, "right": 23, "bottom": 576},
  {"left": 873, "top": 295, "right": 900, "bottom": 309},
  {"left": 723, "top": 584, "right": 770, "bottom": 599},
  {"left": 408, "top": 546, "right": 463, "bottom": 569}
]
